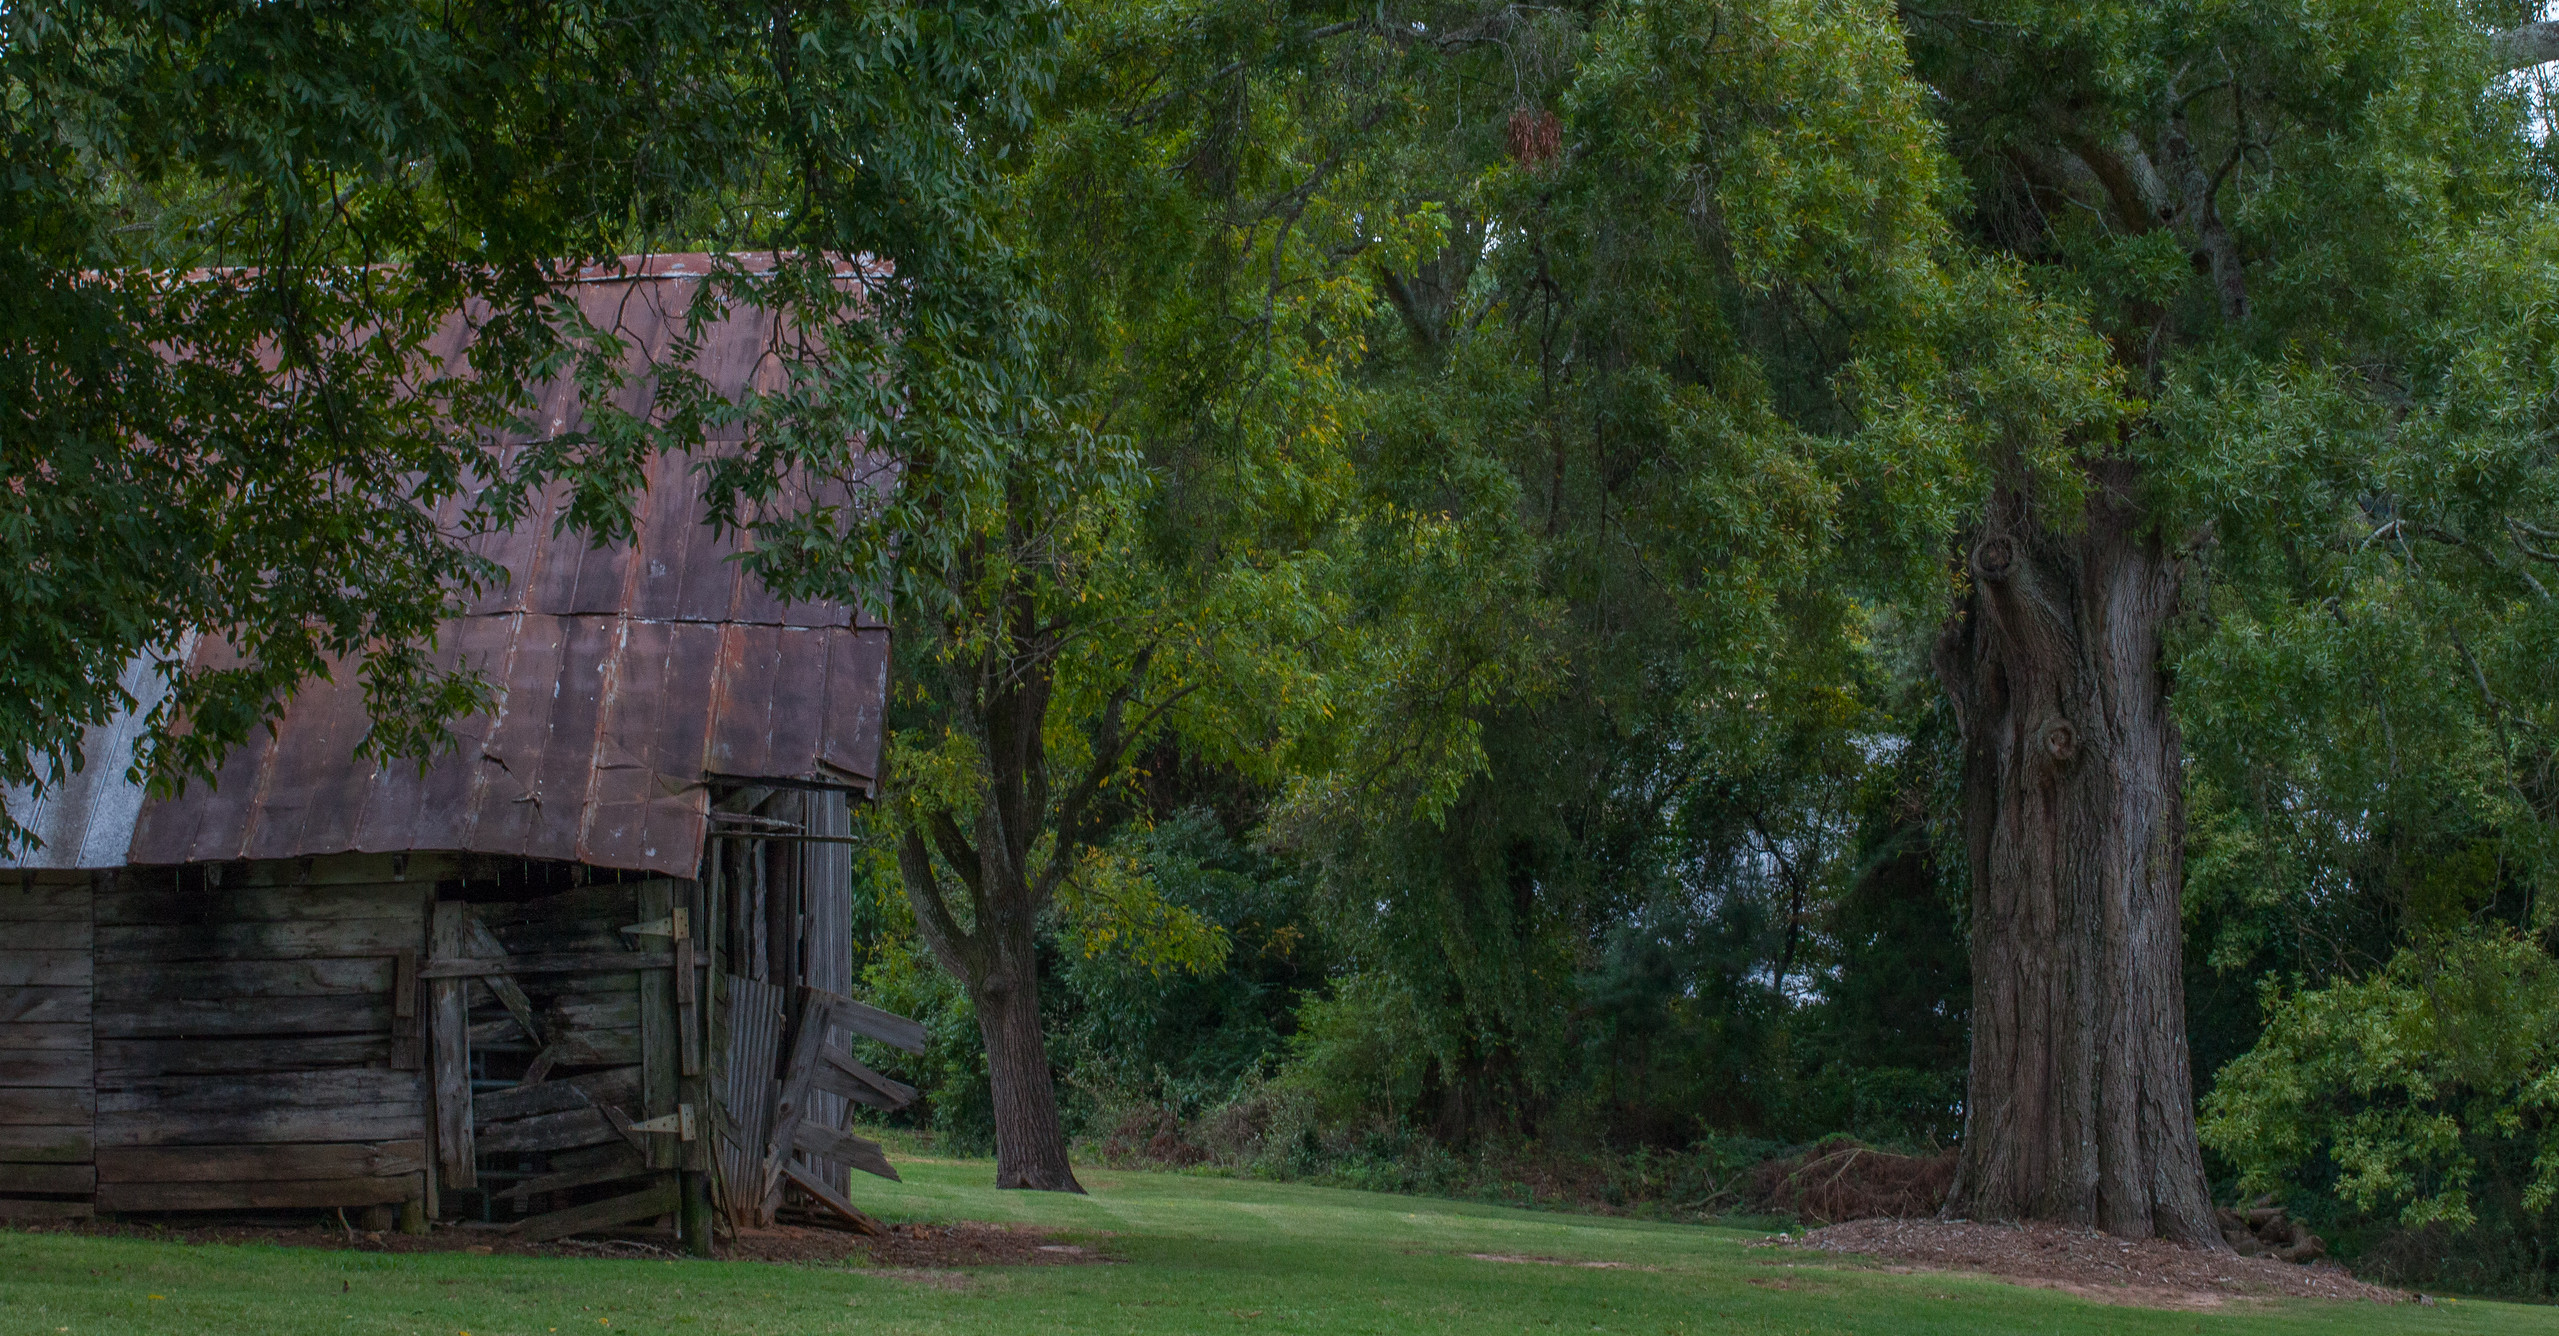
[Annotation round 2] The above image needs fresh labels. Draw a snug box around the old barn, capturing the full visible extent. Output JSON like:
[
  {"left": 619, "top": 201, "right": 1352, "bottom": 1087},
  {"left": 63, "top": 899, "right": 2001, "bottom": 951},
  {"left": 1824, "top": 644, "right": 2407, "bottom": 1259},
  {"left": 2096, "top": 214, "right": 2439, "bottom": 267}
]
[{"left": 0, "top": 257, "right": 921, "bottom": 1251}]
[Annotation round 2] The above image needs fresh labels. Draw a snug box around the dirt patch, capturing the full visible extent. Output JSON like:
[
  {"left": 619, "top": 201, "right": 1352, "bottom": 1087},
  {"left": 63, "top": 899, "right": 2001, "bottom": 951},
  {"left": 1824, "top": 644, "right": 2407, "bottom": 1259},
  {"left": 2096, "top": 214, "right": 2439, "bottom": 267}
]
[
  {"left": 6, "top": 1216, "right": 1106, "bottom": 1270},
  {"left": 1464, "top": 1253, "right": 1648, "bottom": 1270},
  {"left": 1751, "top": 1139, "right": 1955, "bottom": 1224},
  {"left": 1771, "top": 1217, "right": 2404, "bottom": 1310}
]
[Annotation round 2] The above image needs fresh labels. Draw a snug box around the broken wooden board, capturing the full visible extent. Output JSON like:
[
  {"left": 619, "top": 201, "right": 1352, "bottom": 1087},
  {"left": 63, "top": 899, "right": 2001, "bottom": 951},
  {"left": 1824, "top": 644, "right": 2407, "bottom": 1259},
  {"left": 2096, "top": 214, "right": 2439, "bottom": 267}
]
[
  {"left": 789, "top": 1121, "right": 898, "bottom": 1182},
  {"left": 474, "top": 1107, "right": 619, "bottom": 1157},
  {"left": 778, "top": 1159, "right": 887, "bottom": 1237},
  {"left": 511, "top": 1176, "right": 679, "bottom": 1244},
  {"left": 0, "top": 988, "right": 89, "bottom": 1026},
  {"left": 491, "top": 1150, "right": 652, "bottom": 1205},
  {"left": 825, "top": 997, "right": 928, "bottom": 1055},
  {"left": 812, "top": 1045, "right": 919, "bottom": 1111},
  {"left": 471, "top": 1068, "right": 642, "bottom": 1124},
  {"left": 417, "top": 952, "right": 673, "bottom": 979}
]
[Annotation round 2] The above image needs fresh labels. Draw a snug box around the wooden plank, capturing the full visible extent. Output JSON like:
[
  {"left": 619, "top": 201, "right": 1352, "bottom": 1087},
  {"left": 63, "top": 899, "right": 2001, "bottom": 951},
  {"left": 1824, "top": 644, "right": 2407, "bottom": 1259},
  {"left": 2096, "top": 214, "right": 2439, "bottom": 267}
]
[
  {"left": 96, "top": 1175, "right": 420, "bottom": 1212},
  {"left": 759, "top": 988, "right": 835, "bottom": 1193},
  {"left": 391, "top": 949, "right": 420, "bottom": 1072},
  {"left": 0, "top": 988, "right": 89, "bottom": 1026},
  {"left": 137, "top": 853, "right": 452, "bottom": 891},
  {"left": 547, "top": 991, "right": 642, "bottom": 1031},
  {"left": 97, "top": 1071, "right": 423, "bottom": 1146},
  {"left": 0, "top": 1050, "right": 91, "bottom": 1088},
  {"left": 98, "top": 919, "right": 423, "bottom": 964},
  {"left": 99, "top": 1141, "right": 424, "bottom": 1184},
  {"left": 493, "top": 1154, "right": 654, "bottom": 1205},
  {"left": 473, "top": 1107, "right": 619, "bottom": 1157},
  {"left": 0, "top": 953, "right": 89, "bottom": 988},
  {"left": 790, "top": 1122, "right": 898, "bottom": 1182},
  {"left": 97, "top": 958, "right": 395, "bottom": 1003},
  {"left": 812, "top": 1048, "right": 918, "bottom": 1112},
  {"left": 95, "top": 994, "right": 389, "bottom": 1039},
  {"left": 778, "top": 1158, "right": 886, "bottom": 1237},
  {"left": 511, "top": 1176, "right": 678, "bottom": 1243},
  {"left": 418, "top": 952, "right": 672, "bottom": 980},
  {"left": 829, "top": 996, "right": 929, "bottom": 1055},
  {"left": 96, "top": 879, "right": 431, "bottom": 923},
  {"left": 0, "top": 1198, "right": 93, "bottom": 1221},
  {"left": 477, "top": 884, "right": 642, "bottom": 952},
  {"left": 471, "top": 1067, "right": 641, "bottom": 1125},
  {"left": 429, "top": 903, "right": 473, "bottom": 1189},
  {"left": 96, "top": 1035, "right": 392, "bottom": 1079},
  {"left": 674, "top": 938, "right": 700, "bottom": 1078},
  {"left": 0, "top": 881, "right": 93, "bottom": 921},
  {"left": 638, "top": 882, "right": 677, "bottom": 1172},
  {"left": 0, "top": 921, "right": 91, "bottom": 951},
  {"left": 0, "top": 1087, "right": 92, "bottom": 1125},
  {"left": 0, "top": 1124, "right": 92, "bottom": 1163},
  {"left": 0, "top": 1023, "right": 93, "bottom": 1051},
  {"left": 713, "top": 974, "right": 783, "bottom": 1226},
  {"left": 0, "top": 1162, "right": 94, "bottom": 1193},
  {"left": 544, "top": 1026, "right": 639, "bottom": 1067}
]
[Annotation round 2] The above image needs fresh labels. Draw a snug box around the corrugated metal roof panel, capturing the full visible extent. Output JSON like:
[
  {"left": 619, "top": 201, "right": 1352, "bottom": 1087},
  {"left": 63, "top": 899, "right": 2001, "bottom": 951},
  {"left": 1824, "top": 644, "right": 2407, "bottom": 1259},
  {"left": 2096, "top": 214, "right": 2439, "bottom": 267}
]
[{"left": 12, "top": 256, "right": 890, "bottom": 877}]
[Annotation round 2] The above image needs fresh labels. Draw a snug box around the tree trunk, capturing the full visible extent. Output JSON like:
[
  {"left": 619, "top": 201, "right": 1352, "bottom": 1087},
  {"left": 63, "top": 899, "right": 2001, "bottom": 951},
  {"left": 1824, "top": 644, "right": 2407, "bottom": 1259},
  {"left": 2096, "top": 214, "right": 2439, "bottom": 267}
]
[
  {"left": 972, "top": 948, "right": 1084, "bottom": 1193},
  {"left": 1933, "top": 471, "right": 2221, "bottom": 1246}
]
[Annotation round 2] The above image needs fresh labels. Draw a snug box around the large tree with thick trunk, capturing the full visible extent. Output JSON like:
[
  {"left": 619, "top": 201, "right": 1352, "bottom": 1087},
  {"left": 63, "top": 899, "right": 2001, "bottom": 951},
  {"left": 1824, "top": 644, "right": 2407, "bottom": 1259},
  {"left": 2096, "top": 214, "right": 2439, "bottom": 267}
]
[{"left": 1905, "top": 3, "right": 2559, "bottom": 1241}]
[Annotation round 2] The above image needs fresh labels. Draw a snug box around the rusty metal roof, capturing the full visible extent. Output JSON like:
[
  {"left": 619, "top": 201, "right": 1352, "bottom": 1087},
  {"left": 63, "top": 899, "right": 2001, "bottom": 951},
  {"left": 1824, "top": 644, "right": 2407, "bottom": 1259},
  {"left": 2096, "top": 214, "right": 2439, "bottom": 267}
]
[{"left": 12, "top": 255, "right": 889, "bottom": 878}]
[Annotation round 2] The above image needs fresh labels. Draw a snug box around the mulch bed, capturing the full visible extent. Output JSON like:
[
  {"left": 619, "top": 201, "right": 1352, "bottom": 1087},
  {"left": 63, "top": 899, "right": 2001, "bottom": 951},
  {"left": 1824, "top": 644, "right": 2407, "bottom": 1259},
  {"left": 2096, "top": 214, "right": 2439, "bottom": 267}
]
[
  {"left": 6, "top": 1217, "right": 1106, "bottom": 1269},
  {"left": 1770, "top": 1217, "right": 2403, "bottom": 1310}
]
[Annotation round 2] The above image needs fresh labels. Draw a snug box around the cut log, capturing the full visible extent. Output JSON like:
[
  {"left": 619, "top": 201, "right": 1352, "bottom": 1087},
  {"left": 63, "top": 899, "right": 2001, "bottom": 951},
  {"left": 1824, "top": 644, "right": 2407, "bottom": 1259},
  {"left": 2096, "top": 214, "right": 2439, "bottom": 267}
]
[
  {"left": 511, "top": 1176, "right": 679, "bottom": 1243},
  {"left": 96, "top": 1176, "right": 421, "bottom": 1212},
  {"left": 98, "top": 1141, "right": 424, "bottom": 1184},
  {"left": 790, "top": 1122, "right": 898, "bottom": 1182},
  {"left": 778, "top": 1159, "right": 887, "bottom": 1236}
]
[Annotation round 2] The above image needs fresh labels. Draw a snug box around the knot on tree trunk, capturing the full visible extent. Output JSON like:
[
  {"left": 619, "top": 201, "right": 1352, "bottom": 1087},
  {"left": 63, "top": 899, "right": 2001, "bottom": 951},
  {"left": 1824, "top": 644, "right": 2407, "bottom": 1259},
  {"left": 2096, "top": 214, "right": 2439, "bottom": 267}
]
[
  {"left": 2041, "top": 720, "right": 2079, "bottom": 763},
  {"left": 1972, "top": 536, "right": 2016, "bottom": 583}
]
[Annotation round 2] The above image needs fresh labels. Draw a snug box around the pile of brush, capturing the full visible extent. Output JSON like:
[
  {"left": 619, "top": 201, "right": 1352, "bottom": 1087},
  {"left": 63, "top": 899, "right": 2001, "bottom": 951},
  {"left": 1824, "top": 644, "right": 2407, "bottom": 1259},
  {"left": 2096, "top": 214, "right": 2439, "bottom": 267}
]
[{"left": 2217, "top": 1196, "right": 2326, "bottom": 1263}]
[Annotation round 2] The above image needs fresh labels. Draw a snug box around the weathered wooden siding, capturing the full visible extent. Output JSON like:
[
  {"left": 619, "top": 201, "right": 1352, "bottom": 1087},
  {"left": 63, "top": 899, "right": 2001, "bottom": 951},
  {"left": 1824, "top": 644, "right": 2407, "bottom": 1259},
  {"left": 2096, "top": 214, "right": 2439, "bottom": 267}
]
[
  {"left": 91, "top": 856, "right": 432, "bottom": 1212},
  {"left": 0, "top": 872, "right": 95, "bottom": 1219}
]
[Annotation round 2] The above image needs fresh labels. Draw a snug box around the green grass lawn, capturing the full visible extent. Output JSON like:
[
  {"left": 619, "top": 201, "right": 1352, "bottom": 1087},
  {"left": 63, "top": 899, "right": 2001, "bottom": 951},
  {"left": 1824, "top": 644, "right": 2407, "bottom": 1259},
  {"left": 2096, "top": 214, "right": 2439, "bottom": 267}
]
[{"left": 0, "top": 1158, "right": 2542, "bottom": 1336}]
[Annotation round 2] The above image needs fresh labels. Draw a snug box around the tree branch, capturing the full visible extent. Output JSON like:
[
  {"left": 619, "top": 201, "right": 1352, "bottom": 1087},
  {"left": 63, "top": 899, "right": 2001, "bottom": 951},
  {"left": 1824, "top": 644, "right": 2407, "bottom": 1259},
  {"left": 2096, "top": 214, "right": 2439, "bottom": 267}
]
[{"left": 2493, "top": 21, "right": 2559, "bottom": 73}]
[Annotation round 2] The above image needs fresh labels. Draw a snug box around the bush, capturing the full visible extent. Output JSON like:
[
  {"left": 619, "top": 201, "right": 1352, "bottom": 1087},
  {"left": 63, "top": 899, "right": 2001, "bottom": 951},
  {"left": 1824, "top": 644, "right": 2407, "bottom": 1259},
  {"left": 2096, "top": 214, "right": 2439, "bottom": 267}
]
[{"left": 2200, "top": 929, "right": 2559, "bottom": 1298}]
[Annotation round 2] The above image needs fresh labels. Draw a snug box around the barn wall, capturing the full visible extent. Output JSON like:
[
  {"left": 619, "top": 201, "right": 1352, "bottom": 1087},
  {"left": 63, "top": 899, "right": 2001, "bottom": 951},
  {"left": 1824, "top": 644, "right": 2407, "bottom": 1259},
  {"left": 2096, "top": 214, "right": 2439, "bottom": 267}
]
[
  {"left": 0, "top": 871, "right": 96, "bottom": 1220},
  {"left": 91, "top": 855, "right": 431, "bottom": 1212}
]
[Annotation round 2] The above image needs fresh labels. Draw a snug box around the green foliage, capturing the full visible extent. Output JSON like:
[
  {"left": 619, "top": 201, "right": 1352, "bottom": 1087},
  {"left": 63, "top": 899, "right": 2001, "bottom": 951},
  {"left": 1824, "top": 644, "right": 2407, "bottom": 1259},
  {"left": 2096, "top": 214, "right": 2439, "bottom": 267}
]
[
  {"left": 1, "top": 0, "right": 1055, "bottom": 853},
  {"left": 2203, "top": 930, "right": 2559, "bottom": 1295}
]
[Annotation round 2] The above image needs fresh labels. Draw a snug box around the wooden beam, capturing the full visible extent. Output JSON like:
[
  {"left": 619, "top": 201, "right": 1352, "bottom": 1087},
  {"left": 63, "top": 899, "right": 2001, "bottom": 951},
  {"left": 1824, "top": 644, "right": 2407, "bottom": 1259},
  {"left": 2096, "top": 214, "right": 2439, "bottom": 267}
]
[
  {"left": 429, "top": 903, "right": 474, "bottom": 1190},
  {"left": 789, "top": 1121, "right": 898, "bottom": 1182},
  {"left": 418, "top": 952, "right": 673, "bottom": 979},
  {"left": 511, "top": 1176, "right": 679, "bottom": 1244},
  {"left": 778, "top": 1159, "right": 887, "bottom": 1236},
  {"left": 98, "top": 1141, "right": 424, "bottom": 1184},
  {"left": 96, "top": 1176, "right": 420, "bottom": 1212}
]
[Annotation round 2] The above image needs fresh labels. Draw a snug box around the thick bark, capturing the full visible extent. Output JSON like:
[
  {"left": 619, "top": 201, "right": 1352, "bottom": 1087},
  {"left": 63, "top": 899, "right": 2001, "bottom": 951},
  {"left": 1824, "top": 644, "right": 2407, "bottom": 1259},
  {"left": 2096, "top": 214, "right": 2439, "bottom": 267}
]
[
  {"left": 1933, "top": 470, "right": 2221, "bottom": 1246},
  {"left": 973, "top": 952, "right": 1083, "bottom": 1192}
]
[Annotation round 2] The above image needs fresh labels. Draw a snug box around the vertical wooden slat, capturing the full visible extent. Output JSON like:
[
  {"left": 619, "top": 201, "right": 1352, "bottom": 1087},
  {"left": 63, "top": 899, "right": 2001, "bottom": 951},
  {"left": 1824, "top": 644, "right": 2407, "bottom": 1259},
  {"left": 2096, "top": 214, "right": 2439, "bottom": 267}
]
[
  {"left": 0, "top": 872, "right": 94, "bottom": 1217},
  {"left": 428, "top": 901, "right": 474, "bottom": 1190},
  {"left": 391, "top": 948, "right": 420, "bottom": 1072},
  {"left": 636, "top": 880, "right": 678, "bottom": 1172}
]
